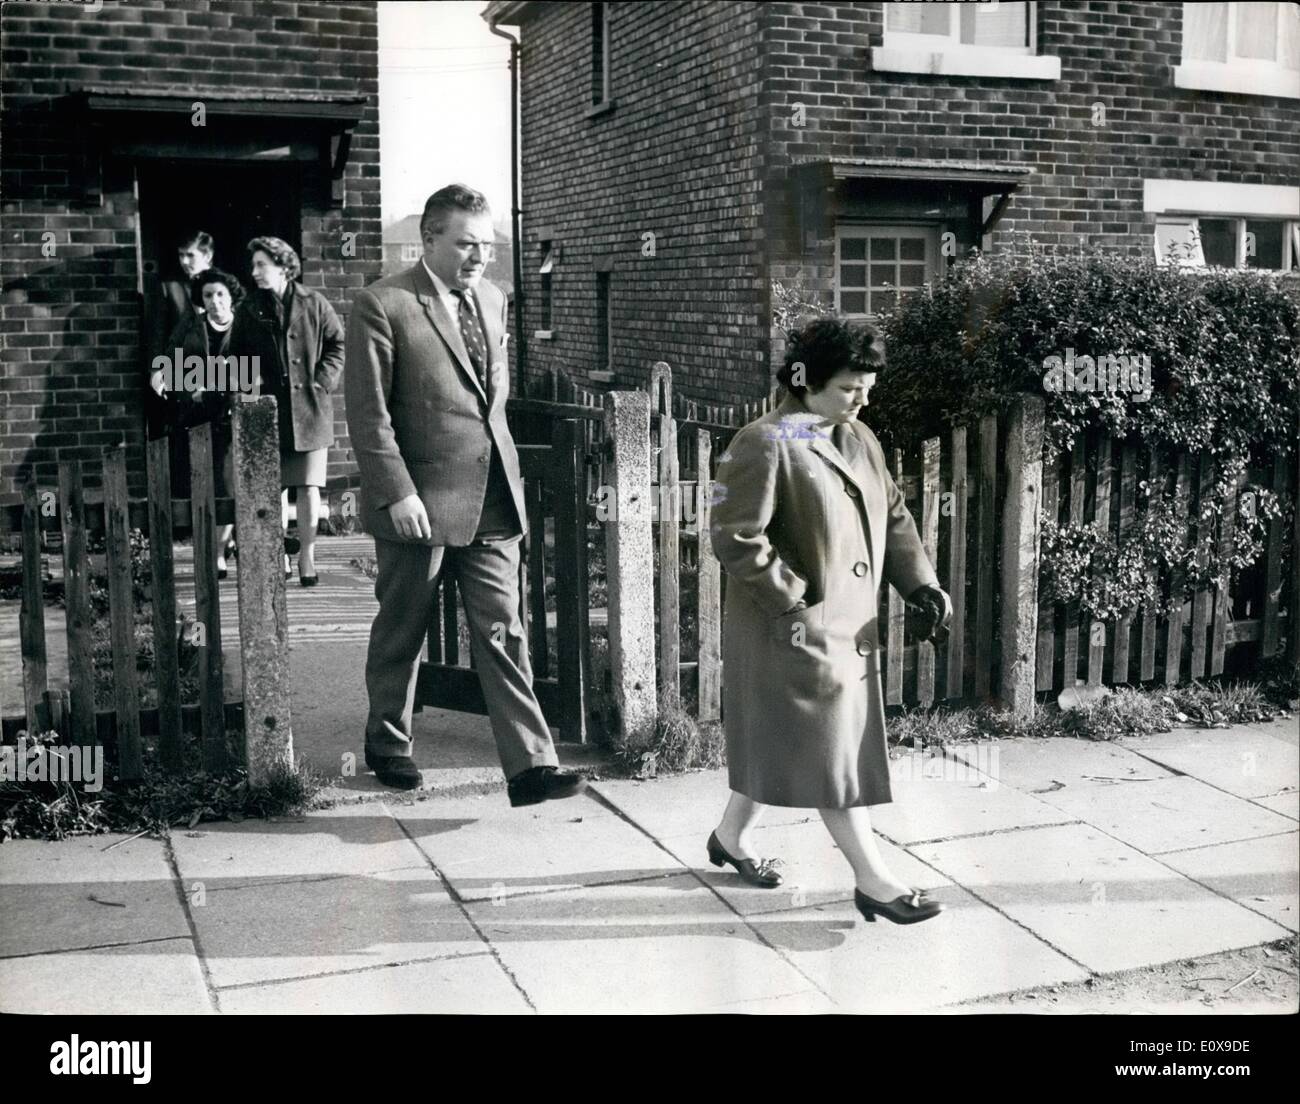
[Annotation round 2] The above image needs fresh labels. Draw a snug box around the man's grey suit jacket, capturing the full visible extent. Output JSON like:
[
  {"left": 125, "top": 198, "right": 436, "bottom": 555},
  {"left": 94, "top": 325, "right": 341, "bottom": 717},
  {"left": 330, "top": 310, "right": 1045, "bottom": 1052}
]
[{"left": 344, "top": 263, "right": 526, "bottom": 547}]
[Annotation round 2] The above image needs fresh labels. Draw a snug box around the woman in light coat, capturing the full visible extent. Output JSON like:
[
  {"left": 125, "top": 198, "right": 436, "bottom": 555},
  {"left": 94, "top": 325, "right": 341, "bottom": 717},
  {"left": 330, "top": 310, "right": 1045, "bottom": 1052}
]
[{"left": 707, "top": 318, "right": 953, "bottom": 924}]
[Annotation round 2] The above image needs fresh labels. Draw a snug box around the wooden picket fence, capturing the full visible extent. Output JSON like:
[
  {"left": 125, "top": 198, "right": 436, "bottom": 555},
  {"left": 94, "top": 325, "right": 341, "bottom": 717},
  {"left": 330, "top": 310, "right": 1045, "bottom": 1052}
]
[{"left": 2, "top": 399, "right": 292, "bottom": 782}]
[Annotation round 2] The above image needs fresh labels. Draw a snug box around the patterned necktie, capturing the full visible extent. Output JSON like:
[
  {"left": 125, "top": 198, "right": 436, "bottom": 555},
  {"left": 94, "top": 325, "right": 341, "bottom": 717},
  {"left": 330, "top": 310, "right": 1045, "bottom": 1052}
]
[{"left": 451, "top": 288, "right": 488, "bottom": 394}]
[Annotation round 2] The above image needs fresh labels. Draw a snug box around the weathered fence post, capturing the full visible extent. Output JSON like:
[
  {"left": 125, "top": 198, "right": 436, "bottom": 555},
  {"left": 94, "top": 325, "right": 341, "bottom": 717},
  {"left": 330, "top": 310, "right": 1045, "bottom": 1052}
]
[
  {"left": 649, "top": 361, "right": 680, "bottom": 707},
  {"left": 145, "top": 437, "right": 183, "bottom": 772},
  {"left": 57, "top": 461, "right": 96, "bottom": 749},
  {"left": 602, "top": 390, "right": 657, "bottom": 746},
  {"left": 999, "top": 395, "right": 1044, "bottom": 718},
  {"left": 19, "top": 478, "right": 47, "bottom": 736},
  {"left": 103, "top": 446, "right": 143, "bottom": 780},
  {"left": 190, "top": 422, "right": 227, "bottom": 771},
  {"left": 947, "top": 426, "right": 968, "bottom": 700},
  {"left": 696, "top": 428, "right": 722, "bottom": 721},
  {"left": 232, "top": 397, "right": 293, "bottom": 782}
]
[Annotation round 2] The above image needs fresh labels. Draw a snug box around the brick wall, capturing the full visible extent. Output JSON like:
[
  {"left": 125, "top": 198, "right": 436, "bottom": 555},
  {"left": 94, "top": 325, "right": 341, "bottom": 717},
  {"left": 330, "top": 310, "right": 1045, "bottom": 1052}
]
[
  {"left": 513, "top": 0, "right": 771, "bottom": 405},
  {"left": 763, "top": 1, "right": 1300, "bottom": 305},
  {"left": 0, "top": 0, "right": 382, "bottom": 502}
]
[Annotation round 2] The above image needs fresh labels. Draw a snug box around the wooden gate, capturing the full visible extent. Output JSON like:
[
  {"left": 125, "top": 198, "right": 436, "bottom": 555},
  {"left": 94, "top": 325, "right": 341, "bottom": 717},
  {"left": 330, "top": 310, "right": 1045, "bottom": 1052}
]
[{"left": 413, "top": 418, "right": 594, "bottom": 743}]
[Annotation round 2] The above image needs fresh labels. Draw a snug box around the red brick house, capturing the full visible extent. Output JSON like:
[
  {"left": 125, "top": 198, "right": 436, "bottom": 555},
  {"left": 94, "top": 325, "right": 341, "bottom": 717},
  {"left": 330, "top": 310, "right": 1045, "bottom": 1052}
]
[
  {"left": 482, "top": 0, "right": 1300, "bottom": 407},
  {"left": 0, "top": 0, "right": 382, "bottom": 503}
]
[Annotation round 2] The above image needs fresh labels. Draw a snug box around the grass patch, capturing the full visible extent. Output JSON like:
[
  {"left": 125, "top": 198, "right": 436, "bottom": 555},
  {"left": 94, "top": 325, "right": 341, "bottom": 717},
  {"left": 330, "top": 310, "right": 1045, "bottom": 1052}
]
[{"left": 609, "top": 699, "right": 726, "bottom": 779}]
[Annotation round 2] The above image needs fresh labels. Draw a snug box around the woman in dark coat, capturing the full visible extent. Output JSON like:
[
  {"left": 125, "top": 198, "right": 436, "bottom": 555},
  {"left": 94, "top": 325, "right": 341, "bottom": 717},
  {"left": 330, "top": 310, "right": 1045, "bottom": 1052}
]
[
  {"left": 159, "top": 266, "right": 244, "bottom": 578},
  {"left": 231, "top": 236, "right": 344, "bottom": 585},
  {"left": 707, "top": 318, "right": 953, "bottom": 925}
]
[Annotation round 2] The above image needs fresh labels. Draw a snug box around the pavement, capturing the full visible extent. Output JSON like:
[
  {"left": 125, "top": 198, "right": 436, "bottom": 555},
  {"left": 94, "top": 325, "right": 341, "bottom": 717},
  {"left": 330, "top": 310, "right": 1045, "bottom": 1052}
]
[{"left": 1, "top": 535, "right": 1297, "bottom": 1013}]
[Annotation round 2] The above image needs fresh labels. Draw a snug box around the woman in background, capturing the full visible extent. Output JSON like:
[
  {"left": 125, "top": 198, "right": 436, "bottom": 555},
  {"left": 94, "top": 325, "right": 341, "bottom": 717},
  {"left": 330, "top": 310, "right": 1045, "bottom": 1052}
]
[{"left": 231, "top": 236, "right": 344, "bottom": 585}]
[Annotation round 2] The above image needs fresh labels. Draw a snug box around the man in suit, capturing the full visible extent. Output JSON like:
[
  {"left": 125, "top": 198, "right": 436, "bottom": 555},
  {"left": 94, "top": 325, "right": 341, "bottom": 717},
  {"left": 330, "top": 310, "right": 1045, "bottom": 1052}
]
[{"left": 344, "top": 184, "right": 586, "bottom": 806}]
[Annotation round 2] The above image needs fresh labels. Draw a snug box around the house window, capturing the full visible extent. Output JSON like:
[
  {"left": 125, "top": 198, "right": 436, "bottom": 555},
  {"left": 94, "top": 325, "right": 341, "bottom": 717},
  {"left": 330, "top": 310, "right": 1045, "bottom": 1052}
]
[
  {"left": 1176, "top": 2, "right": 1300, "bottom": 98},
  {"left": 873, "top": 1, "right": 1061, "bottom": 79},
  {"left": 400, "top": 243, "right": 420, "bottom": 263},
  {"left": 539, "top": 241, "right": 554, "bottom": 332},
  {"left": 1154, "top": 216, "right": 1300, "bottom": 269},
  {"left": 596, "top": 271, "right": 611, "bottom": 370},
  {"left": 836, "top": 226, "right": 937, "bottom": 319},
  {"left": 591, "top": 2, "right": 610, "bottom": 107}
]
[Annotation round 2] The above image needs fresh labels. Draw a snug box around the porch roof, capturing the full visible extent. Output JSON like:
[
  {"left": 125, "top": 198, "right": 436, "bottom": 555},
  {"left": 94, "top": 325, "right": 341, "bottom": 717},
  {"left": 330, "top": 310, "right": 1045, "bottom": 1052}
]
[{"left": 794, "top": 157, "right": 1032, "bottom": 194}]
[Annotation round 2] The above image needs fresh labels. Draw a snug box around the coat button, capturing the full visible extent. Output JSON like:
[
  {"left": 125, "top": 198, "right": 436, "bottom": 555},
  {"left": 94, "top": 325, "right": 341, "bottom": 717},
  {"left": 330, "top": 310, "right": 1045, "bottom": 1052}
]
[
  {"left": 852, "top": 561, "right": 868, "bottom": 577},
  {"left": 856, "top": 639, "right": 872, "bottom": 656},
  {"left": 844, "top": 484, "right": 860, "bottom": 498},
  {"left": 478, "top": 454, "right": 488, "bottom": 464}
]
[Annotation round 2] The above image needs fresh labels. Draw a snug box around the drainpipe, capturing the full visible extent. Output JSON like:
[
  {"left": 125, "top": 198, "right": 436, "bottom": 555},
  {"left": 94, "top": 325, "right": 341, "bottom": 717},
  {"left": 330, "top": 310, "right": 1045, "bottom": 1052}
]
[{"left": 489, "top": 18, "right": 527, "bottom": 392}]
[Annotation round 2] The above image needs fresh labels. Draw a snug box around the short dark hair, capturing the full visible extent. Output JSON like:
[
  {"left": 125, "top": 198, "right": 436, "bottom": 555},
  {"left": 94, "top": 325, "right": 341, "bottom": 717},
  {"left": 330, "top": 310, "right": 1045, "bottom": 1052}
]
[
  {"left": 177, "top": 230, "right": 214, "bottom": 254},
  {"left": 420, "top": 184, "right": 491, "bottom": 241},
  {"left": 777, "top": 317, "right": 885, "bottom": 396},
  {"left": 190, "top": 267, "right": 245, "bottom": 309},
  {"left": 246, "top": 236, "right": 301, "bottom": 282}
]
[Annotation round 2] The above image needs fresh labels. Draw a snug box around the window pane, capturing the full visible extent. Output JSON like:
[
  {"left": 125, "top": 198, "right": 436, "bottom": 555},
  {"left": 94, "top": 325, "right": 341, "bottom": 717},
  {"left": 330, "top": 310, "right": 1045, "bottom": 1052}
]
[
  {"left": 870, "top": 264, "right": 896, "bottom": 286},
  {"left": 1199, "top": 218, "right": 1237, "bottom": 266},
  {"left": 872, "top": 291, "right": 896, "bottom": 315},
  {"left": 840, "top": 264, "right": 867, "bottom": 287},
  {"left": 1281, "top": 1, "right": 1300, "bottom": 68},
  {"left": 961, "top": 0, "right": 1028, "bottom": 47},
  {"left": 1245, "top": 220, "right": 1284, "bottom": 269},
  {"left": 870, "top": 238, "right": 896, "bottom": 260},
  {"left": 1235, "top": 1, "right": 1278, "bottom": 60},
  {"left": 841, "top": 237, "right": 867, "bottom": 261},
  {"left": 899, "top": 264, "right": 928, "bottom": 287},
  {"left": 899, "top": 238, "right": 927, "bottom": 261},
  {"left": 887, "top": 2, "right": 950, "bottom": 36},
  {"left": 840, "top": 291, "right": 867, "bottom": 314},
  {"left": 1184, "top": 1, "right": 1229, "bottom": 61},
  {"left": 1155, "top": 221, "right": 1203, "bottom": 265}
]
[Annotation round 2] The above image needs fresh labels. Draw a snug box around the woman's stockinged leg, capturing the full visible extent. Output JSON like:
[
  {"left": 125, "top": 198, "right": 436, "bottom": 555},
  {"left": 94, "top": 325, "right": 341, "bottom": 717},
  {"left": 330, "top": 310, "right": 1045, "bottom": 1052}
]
[
  {"left": 714, "top": 791, "right": 767, "bottom": 860},
  {"left": 298, "top": 485, "right": 320, "bottom": 576},
  {"left": 819, "top": 806, "right": 913, "bottom": 902}
]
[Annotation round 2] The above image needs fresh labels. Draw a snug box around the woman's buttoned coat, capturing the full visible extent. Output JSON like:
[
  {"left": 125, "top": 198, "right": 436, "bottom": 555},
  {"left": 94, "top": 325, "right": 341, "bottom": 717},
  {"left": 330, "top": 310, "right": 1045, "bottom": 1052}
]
[
  {"left": 230, "top": 283, "right": 345, "bottom": 452},
  {"left": 708, "top": 395, "right": 939, "bottom": 808}
]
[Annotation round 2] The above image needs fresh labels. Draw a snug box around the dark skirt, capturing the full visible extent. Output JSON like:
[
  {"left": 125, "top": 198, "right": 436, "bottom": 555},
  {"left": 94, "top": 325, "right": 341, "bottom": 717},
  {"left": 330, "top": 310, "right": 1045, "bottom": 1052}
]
[{"left": 280, "top": 448, "right": 328, "bottom": 489}]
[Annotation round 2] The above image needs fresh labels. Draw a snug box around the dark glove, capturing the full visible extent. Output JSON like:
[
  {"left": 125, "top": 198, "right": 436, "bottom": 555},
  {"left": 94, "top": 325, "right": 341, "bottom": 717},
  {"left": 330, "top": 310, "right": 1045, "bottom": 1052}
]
[{"left": 907, "top": 584, "right": 952, "bottom": 643}]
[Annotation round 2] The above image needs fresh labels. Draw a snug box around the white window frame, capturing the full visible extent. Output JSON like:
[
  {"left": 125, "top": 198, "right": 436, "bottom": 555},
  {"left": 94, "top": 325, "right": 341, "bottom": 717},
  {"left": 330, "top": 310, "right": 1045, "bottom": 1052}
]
[
  {"left": 1146, "top": 179, "right": 1300, "bottom": 270},
  {"left": 400, "top": 243, "right": 420, "bottom": 263},
  {"left": 835, "top": 223, "right": 942, "bottom": 321},
  {"left": 1153, "top": 216, "right": 1300, "bottom": 270},
  {"left": 592, "top": 1, "right": 611, "bottom": 108},
  {"left": 872, "top": 1, "right": 1061, "bottom": 80},
  {"left": 1174, "top": 2, "right": 1300, "bottom": 99}
]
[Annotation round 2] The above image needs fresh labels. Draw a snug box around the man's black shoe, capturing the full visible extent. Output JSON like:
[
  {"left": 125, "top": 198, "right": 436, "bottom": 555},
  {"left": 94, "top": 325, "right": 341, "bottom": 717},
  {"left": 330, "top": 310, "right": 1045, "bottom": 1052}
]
[
  {"left": 364, "top": 750, "right": 421, "bottom": 790},
  {"left": 507, "top": 765, "right": 587, "bottom": 808}
]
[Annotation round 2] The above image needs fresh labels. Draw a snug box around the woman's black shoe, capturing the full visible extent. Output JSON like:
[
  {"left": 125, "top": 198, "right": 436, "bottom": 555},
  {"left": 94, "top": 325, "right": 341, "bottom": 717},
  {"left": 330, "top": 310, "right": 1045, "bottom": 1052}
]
[
  {"left": 300, "top": 574, "right": 319, "bottom": 587},
  {"left": 854, "top": 886, "right": 943, "bottom": 925},
  {"left": 707, "top": 830, "right": 783, "bottom": 887}
]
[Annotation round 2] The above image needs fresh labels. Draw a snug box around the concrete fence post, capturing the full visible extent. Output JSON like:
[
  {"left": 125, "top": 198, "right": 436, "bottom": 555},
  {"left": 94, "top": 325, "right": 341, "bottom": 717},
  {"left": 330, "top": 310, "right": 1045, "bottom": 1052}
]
[{"left": 999, "top": 394, "right": 1045, "bottom": 718}]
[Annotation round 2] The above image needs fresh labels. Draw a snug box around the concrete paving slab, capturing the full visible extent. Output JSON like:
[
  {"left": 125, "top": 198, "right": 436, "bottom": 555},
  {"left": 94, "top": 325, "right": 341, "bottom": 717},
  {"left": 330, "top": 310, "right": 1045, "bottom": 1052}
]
[
  {"left": 748, "top": 885, "right": 1089, "bottom": 1012},
  {"left": 1118, "top": 726, "right": 1299, "bottom": 800},
  {"left": 1253, "top": 791, "right": 1300, "bottom": 820},
  {"left": 0, "top": 835, "right": 190, "bottom": 957},
  {"left": 946, "top": 736, "right": 1176, "bottom": 792},
  {"left": 464, "top": 873, "right": 821, "bottom": 1013},
  {"left": 392, "top": 790, "right": 685, "bottom": 902},
  {"left": 217, "top": 952, "right": 531, "bottom": 1014},
  {"left": 190, "top": 868, "right": 481, "bottom": 989},
  {"left": 703, "top": 989, "right": 839, "bottom": 1014},
  {"left": 1017, "top": 775, "right": 1298, "bottom": 855},
  {"left": 590, "top": 770, "right": 812, "bottom": 840},
  {"left": 870, "top": 758, "right": 1077, "bottom": 844},
  {"left": 913, "top": 823, "right": 1291, "bottom": 973},
  {"left": 0, "top": 940, "right": 213, "bottom": 1014},
  {"left": 659, "top": 817, "right": 951, "bottom": 917},
  {"left": 168, "top": 803, "right": 431, "bottom": 887},
  {"left": 1159, "top": 832, "right": 1299, "bottom": 932},
  {"left": 1242, "top": 717, "right": 1298, "bottom": 746}
]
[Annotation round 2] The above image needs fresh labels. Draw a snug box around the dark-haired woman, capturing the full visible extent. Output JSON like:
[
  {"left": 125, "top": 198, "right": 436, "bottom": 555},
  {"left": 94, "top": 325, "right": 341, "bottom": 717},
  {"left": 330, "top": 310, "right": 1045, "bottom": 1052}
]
[
  {"left": 706, "top": 318, "right": 953, "bottom": 925},
  {"left": 231, "top": 236, "right": 344, "bottom": 585},
  {"left": 159, "top": 267, "right": 244, "bottom": 578}
]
